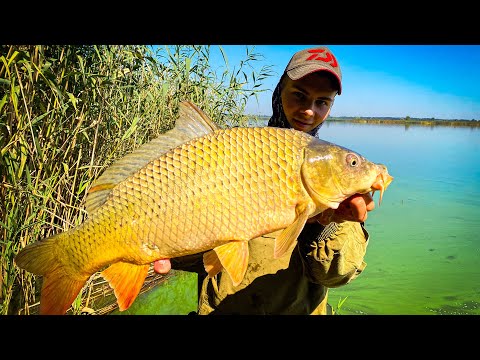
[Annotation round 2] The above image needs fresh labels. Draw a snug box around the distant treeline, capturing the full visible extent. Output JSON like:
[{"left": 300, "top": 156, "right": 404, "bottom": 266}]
[{"left": 251, "top": 115, "right": 480, "bottom": 127}]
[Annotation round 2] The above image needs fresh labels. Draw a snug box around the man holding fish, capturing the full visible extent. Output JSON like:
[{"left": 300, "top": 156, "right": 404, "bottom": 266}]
[
  {"left": 154, "top": 46, "right": 378, "bottom": 315},
  {"left": 15, "top": 46, "right": 391, "bottom": 315}
]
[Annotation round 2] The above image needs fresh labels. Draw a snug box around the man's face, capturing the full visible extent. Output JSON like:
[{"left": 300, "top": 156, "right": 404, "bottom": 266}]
[{"left": 281, "top": 72, "right": 337, "bottom": 133}]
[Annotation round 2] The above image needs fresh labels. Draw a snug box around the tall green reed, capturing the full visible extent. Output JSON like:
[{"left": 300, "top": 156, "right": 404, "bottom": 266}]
[{"left": 0, "top": 45, "right": 274, "bottom": 314}]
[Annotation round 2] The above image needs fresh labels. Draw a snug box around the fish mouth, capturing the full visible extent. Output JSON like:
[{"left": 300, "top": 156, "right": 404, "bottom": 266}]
[{"left": 370, "top": 167, "right": 394, "bottom": 205}]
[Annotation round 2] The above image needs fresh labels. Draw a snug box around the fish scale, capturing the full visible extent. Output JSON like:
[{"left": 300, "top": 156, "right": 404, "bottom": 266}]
[{"left": 14, "top": 101, "right": 393, "bottom": 314}]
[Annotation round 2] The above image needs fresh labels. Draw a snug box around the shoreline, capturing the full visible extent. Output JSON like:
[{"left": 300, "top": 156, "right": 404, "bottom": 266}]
[{"left": 249, "top": 115, "right": 480, "bottom": 128}]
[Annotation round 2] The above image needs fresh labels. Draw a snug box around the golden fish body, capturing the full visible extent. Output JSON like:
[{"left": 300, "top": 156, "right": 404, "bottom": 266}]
[{"left": 14, "top": 101, "right": 393, "bottom": 315}]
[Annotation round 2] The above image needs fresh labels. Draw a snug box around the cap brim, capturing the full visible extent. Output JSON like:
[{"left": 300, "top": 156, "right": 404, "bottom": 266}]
[{"left": 287, "top": 66, "right": 342, "bottom": 95}]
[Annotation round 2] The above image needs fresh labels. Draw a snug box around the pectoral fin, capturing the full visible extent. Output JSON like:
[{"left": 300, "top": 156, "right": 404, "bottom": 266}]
[
  {"left": 203, "top": 241, "right": 249, "bottom": 286},
  {"left": 101, "top": 262, "right": 150, "bottom": 311},
  {"left": 274, "top": 207, "right": 310, "bottom": 258}
]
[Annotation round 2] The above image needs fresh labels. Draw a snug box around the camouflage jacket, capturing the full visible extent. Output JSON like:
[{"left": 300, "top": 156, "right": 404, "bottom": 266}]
[{"left": 171, "top": 220, "right": 369, "bottom": 315}]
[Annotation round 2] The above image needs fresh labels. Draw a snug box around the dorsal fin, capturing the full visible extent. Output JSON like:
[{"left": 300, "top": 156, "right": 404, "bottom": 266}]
[{"left": 84, "top": 101, "right": 219, "bottom": 214}]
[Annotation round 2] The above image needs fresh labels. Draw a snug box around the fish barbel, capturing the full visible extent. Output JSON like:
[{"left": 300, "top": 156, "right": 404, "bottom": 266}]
[{"left": 14, "top": 101, "right": 393, "bottom": 315}]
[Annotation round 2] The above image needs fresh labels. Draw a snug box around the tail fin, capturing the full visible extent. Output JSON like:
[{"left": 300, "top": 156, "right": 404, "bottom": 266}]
[{"left": 15, "top": 235, "right": 89, "bottom": 315}]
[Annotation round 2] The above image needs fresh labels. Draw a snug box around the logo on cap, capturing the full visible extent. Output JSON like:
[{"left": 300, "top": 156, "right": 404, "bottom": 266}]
[{"left": 305, "top": 49, "right": 338, "bottom": 68}]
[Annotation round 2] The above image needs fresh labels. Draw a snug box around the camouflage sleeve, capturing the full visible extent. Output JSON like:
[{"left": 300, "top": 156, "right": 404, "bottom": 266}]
[{"left": 297, "top": 221, "right": 369, "bottom": 288}]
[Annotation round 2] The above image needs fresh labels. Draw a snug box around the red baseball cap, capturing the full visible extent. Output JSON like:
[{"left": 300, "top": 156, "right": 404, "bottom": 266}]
[{"left": 285, "top": 46, "right": 342, "bottom": 95}]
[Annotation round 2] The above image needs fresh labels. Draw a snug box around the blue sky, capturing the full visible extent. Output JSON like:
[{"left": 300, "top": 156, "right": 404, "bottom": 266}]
[{"left": 205, "top": 45, "right": 480, "bottom": 120}]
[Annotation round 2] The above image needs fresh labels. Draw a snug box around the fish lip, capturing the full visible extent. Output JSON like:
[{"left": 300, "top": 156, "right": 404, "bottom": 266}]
[{"left": 370, "top": 170, "right": 394, "bottom": 205}]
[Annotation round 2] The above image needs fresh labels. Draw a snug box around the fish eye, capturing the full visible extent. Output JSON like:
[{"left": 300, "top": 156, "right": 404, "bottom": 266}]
[{"left": 346, "top": 153, "right": 360, "bottom": 167}]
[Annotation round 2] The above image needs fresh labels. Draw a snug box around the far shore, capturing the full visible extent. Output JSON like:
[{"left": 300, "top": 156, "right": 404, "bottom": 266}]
[{"left": 249, "top": 115, "right": 480, "bottom": 128}]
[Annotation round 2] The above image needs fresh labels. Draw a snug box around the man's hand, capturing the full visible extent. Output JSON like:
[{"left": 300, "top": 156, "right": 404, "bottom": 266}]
[
  {"left": 310, "top": 193, "right": 375, "bottom": 226},
  {"left": 154, "top": 259, "right": 171, "bottom": 274}
]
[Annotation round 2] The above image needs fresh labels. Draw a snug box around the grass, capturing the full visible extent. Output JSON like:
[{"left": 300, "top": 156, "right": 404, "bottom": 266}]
[
  {"left": 331, "top": 296, "right": 349, "bottom": 315},
  {"left": 0, "top": 45, "right": 275, "bottom": 315}
]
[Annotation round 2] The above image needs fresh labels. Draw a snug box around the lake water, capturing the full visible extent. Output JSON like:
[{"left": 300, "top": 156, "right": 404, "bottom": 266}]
[
  {"left": 321, "top": 122, "right": 480, "bottom": 315},
  {"left": 121, "top": 121, "right": 480, "bottom": 316}
]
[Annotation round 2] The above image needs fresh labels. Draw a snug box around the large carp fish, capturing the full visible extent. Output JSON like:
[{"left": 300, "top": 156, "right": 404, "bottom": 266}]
[{"left": 15, "top": 101, "right": 393, "bottom": 315}]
